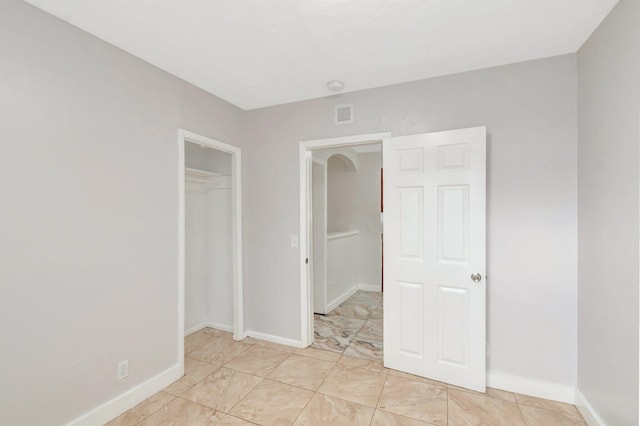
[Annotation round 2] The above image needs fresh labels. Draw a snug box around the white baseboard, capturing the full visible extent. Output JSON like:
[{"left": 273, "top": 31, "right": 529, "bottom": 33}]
[
  {"left": 575, "top": 389, "right": 606, "bottom": 426},
  {"left": 487, "top": 371, "right": 575, "bottom": 405},
  {"left": 245, "top": 330, "right": 305, "bottom": 348},
  {"left": 185, "top": 321, "right": 233, "bottom": 337},
  {"left": 67, "top": 363, "right": 183, "bottom": 426},
  {"left": 357, "top": 283, "right": 381, "bottom": 292},
  {"left": 326, "top": 285, "right": 359, "bottom": 312},
  {"left": 204, "top": 321, "right": 234, "bottom": 333},
  {"left": 185, "top": 323, "right": 207, "bottom": 336}
]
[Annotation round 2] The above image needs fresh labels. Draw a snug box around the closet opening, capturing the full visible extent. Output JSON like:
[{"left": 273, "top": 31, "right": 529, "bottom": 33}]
[{"left": 178, "top": 129, "right": 243, "bottom": 366}]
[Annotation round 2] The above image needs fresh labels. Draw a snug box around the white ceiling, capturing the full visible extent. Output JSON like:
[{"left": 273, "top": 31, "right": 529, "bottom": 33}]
[{"left": 25, "top": 0, "right": 617, "bottom": 110}]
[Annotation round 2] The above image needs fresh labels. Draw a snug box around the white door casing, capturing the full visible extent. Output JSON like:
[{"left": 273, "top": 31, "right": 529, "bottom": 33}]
[
  {"left": 383, "top": 126, "right": 486, "bottom": 392},
  {"left": 178, "top": 129, "right": 244, "bottom": 374},
  {"left": 299, "top": 132, "right": 392, "bottom": 346}
]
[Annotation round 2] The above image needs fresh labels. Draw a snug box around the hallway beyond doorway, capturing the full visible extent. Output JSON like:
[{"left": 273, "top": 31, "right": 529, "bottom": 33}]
[{"left": 312, "top": 290, "right": 382, "bottom": 360}]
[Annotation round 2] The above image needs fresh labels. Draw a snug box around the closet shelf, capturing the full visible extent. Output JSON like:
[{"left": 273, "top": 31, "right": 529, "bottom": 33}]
[
  {"left": 327, "top": 230, "right": 359, "bottom": 240},
  {"left": 185, "top": 167, "right": 222, "bottom": 178}
]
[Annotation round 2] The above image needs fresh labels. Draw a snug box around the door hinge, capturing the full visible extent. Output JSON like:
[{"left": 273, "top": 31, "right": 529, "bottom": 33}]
[{"left": 305, "top": 258, "right": 309, "bottom": 265}]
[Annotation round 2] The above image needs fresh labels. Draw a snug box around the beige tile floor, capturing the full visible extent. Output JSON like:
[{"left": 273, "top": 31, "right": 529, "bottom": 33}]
[{"left": 108, "top": 327, "right": 586, "bottom": 425}]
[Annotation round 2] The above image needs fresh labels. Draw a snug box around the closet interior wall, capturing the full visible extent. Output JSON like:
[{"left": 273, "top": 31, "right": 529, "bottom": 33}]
[{"left": 184, "top": 142, "right": 233, "bottom": 333}]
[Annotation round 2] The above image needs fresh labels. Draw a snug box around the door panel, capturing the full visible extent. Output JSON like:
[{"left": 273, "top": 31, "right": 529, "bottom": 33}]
[
  {"left": 399, "top": 281, "right": 424, "bottom": 356},
  {"left": 438, "top": 286, "right": 469, "bottom": 366},
  {"left": 438, "top": 185, "right": 469, "bottom": 263},
  {"left": 399, "top": 187, "right": 424, "bottom": 259},
  {"left": 383, "top": 126, "right": 486, "bottom": 392}
]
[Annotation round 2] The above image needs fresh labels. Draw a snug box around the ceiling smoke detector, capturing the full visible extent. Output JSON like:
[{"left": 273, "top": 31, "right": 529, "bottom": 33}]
[{"left": 326, "top": 80, "right": 344, "bottom": 92}]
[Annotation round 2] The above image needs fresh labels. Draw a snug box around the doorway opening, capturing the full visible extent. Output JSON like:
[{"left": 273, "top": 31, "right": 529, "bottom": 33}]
[
  {"left": 299, "top": 133, "right": 391, "bottom": 360},
  {"left": 178, "top": 129, "right": 243, "bottom": 366}
]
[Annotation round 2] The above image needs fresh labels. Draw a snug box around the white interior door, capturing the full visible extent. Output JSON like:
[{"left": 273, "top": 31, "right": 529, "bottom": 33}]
[{"left": 383, "top": 126, "right": 486, "bottom": 392}]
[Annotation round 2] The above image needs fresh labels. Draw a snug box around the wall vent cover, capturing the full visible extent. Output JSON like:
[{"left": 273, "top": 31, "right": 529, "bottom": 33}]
[{"left": 334, "top": 104, "right": 354, "bottom": 125}]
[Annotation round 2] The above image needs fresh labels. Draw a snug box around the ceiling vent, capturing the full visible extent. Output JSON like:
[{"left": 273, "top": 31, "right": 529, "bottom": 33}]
[{"left": 334, "top": 104, "right": 354, "bottom": 125}]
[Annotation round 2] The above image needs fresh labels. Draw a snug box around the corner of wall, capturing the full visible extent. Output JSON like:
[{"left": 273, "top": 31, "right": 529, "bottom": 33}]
[{"left": 575, "top": 389, "right": 607, "bottom": 426}]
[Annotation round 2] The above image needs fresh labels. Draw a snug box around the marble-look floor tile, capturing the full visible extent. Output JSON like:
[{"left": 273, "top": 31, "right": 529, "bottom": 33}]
[
  {"left": 326, "top": 302, "right": 375, "bottom": 320},
  {"left": 293, "top": 393, "right": 374, "bottom": 426},
  {"left": 314, "top": 313, "right": 366, "bottom": 332},
  {"left": 164, "top": 358, "right": 219, "bottom": 396},
  {"left": 371, "top": 409, "right": 433, "bottom": 426},
  {"left": 369, "top": 303, "right": 383, "bottom": 319},
  {"left": 268, "top": 354, "right": 335, "bottom": 390},
  {"left": 318, "top": 365, "right": 387, "bottom": 407},
  {"left": 377, "top": 376, "right": 447, "bottom": 425},
  {"left": 294, "top": 347, "right": 341, "bottom": 362},
  {"left": 519, "top": 405, "right": 586, "bottom": 425},
  {"left": 224, "top": 346, "right": 289, "bottom": 377},
  {"left": 106, "top": 392, "right": 175, "bottom": 426},
  {"left": 182, "top": 368, "right": 262, "bottom": 412},
  {"left": 337, "top": 355, "right": 386, "bottom": 373},
  {"left": 514, "top": 393, "right": 581, "bottom": 416},
  {"left": 140, "top": 398, "right": 251, "bottom": 425},
  {"left": 310, "top": 337, "right": 346, "bottom": 354},
  {"left": 312, "top": 314, "right": 365, "bottom": 352},
  {"left": 355, "top": 318, "right": 383, "bottom": 341},
  {"left": 348, "top": 290, "right": 382, "bottom": 307},
  {"left": 187, "top": 336, "right": 251, "bottom": 365},
  {"left": 311, "top": 290, "right": 384, "bottom": 362},
  {"left": 230, "top": 379, "right": 314, "bottom": 425},
  {"left": 448, "top": 389, "right": 525, "bottom": 426},
  {"left": 343, "top": 338, "right": 383, "bottom": 360}
]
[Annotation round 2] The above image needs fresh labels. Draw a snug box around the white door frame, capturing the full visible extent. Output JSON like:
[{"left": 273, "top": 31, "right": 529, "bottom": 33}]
[
  {"left": 178, "top": 129, "right": 244, "bottom": 364},
  {"left": 299, "top": 132, "right": 391, "bottom": 346}
]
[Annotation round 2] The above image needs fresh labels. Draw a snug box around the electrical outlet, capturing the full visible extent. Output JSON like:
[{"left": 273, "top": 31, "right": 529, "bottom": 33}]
[{"left": 117, "top": 360, "right": 129, "bottom": 380}]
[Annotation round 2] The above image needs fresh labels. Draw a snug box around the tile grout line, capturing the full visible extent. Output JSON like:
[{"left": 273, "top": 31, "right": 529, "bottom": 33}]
[
  {"left": 223, "top": 346, "right": 292, "bottom": 378},
  {"left": 514, "top": 400, "right": 530, "bottom": 426},
  {"left": 212, "top": 372, "right": 264, "bottom": 419},
  {"left": 446, "top": 389, "right": 450, "bottom": 426},
  {"left": 445, "top": 382, "right": 449, "bottom": 425},
  {"left": 290, "top": 384, "right": 317, "bottom": 424},
  {"left": 220, "top": 352, "right": 318, "bottom": 424},
  {"left": 173, "top": 395, "right": 261, "bottom": 425},
  {"left": 369, "top": 370, "right": 389, "bottom": 426},
  {"left": 135, "top": 294, "right": 383, "bottom": 425},
  {"left": 130, "top": 392, "right": 176, "bottom": 426},
  {"left": 312, "top": 291, "right": 381, "bottom": 355}
]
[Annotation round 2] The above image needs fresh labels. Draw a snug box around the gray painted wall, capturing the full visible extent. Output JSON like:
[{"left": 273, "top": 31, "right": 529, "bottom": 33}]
[
  {"left": 577, "top": 0, "right": 639, "bottom": 424},
  {"left": 244, "top": 54, "right": 579, "bottom": 387},
  {"left": 0, "top": 1, "right": 243, "bottom": 424},
  {"left": 8, "top": 0, "right": 630, "bottom": 422},
  {"left": 356, "top": 152, "right": 383, "bottom": 289}
]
